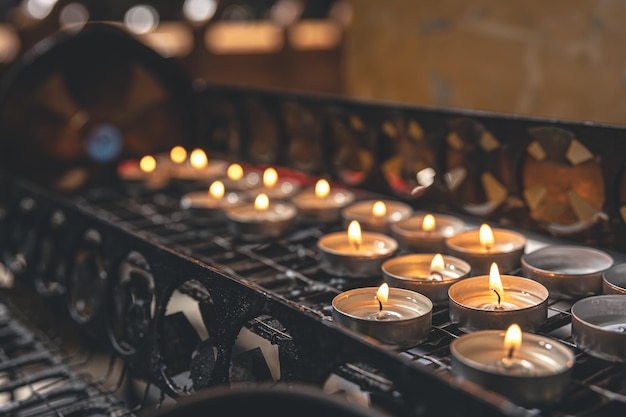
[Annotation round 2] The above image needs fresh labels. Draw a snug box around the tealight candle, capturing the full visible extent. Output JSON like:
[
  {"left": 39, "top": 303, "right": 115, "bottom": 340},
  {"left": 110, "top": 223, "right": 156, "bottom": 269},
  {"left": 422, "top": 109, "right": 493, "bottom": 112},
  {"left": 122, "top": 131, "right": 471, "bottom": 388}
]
[
  {"left": 318, "top": 220, "right": 398, "bottom": 278},
  {"left": 451, "top": 323, "right": 574, "bottom": 407},
  {"left": 603, "top": 263, "right": 626, "bottom": 295},
  {"left": 382, "top": 253, "right": 471, "bottom": 304},
  {"left": 445, "top": 224, "right": 526, "bottom": 275},
  {"left": 448, "top": 263, "right": 548, "bottom": 332},
  {"left": 117, "top": 155, "right": 169, "bottom": 187},
  {"left": 226, "top": 193, "right": 297, "bottom": 240},
  {"left": 521, "top": 245, "right": 614, "bottom": 299},
  {"left": 180, "top": 180, "right": 246, "bottom": 218},
  {"left": 291, "top": 179, "right": 356, "bottom": 223},
  {"left": 571, "top": 295, "right": 626, "bottom": 362},
  {"left": 342, "top": 199, "right": 412, "bottom": 234},
  {"left": 220, "top": 163, "right": 261, "bottom": 191},
  {"left": 391, "top": 213, "right": 465, "bottom": 253},
  {"left": 169, "top": 148, "right": 228, "bottom": 181},
  {"left": 247, "top": 167, "right": 300, "bottom": 199},
  {"left": 332, "top": 283, "right": 433, "bottom": 349}
]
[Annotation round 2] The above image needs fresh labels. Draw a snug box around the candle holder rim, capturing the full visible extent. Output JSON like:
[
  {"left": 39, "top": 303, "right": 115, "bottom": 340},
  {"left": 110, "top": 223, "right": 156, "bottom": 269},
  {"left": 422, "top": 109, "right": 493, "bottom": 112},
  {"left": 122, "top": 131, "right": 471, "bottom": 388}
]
[
  {"left": 332, "top": 287, "right": 433, "bottom": 322},
  {"left": 448, "top": 275, "right": 550, "bottom": 311},
  {"left": 318, "top": 231, "right": 398, "bottom": 256},
  {"left": 450, "top": 330, "right": 575, "bottom": 376},
  {"left": 226, "top": 201, "right": 298, "bottom": 223},
  {"left": 391, "top": 213, "right": 466, "bottom": 236},
  {"left": 571, "top": 295, "right": 626, "bottom": 334},
  {"left": 382, "top": 254, "right": 471, "bottom": 283},
  {"left": 445, "top": 229, "right": 526, "bottom": 255},
  {"left": 292, "top": 188, "right": 356, "bottom": 204},
  {"left": 521, "top": 245, "right": 614, "bottom": 278},
  {"left": 342, "top": 199, "right": 413, "bottom": 221}
]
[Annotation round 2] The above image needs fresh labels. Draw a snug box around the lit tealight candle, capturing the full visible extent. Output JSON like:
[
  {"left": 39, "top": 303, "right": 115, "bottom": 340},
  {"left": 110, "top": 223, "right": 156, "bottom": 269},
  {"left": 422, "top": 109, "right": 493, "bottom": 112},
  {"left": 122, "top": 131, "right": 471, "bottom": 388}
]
[
  {"left": 448, "top": 263, "right": 549, "bottom": 332},
  {"left": 382, "top": 253, "right": 471, "bottom": 304},
  {"left": 169, "top": 146, "right": 188, "bottom": 164},
  {"left": 117, "top": 154, "right": 168, "bottom": 187},
  {"left": 170, "top": 148, "right": 227, "bottom": 181},
  {"left": 391, "top": 212, "right": 465, "bottom": 253},
  {"left": 226, "top": 193, "right": 297, "bottom": 240},
  {"left": 445, "top": 224, "right": 526, "bottom": 275},
  {"left": 342, "top": 199, "right": 412, "bottom": 234},
  {"left": 180, "top": 180, "right": 246, "bottom": 218},
  {"left": 451, "top": 323, "right": 575, "bottom": 407},
  {"left": 248, "top": 167, "right": 300, "bottom": 199},
  {"left": 292, "top": 179, "right": 356, "bottom": 223},
  {"left": 318, "top": 220, "right": 398, "bottom": 278},
  {"left": 332, "top": 283, "right": 433, "bottom": 348}
]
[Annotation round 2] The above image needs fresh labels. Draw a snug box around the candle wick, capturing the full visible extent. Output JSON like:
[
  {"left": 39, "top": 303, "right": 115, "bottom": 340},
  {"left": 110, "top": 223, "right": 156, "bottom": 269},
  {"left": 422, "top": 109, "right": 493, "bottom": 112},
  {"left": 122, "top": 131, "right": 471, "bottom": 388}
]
[
  {"left": 353, "top": 241, "right": 361, "bottom": 253},
  {"left": 507, "top": 346, "right": 515, "bottom": 360},
  {"left": 428, "top": 271, "right": 443, "bottom": 281},
  {"left": 492, "top": 288, "right": 501, "bottom": 305},
  {"left": 375, "top": 295, "right": 384, "bottom": 319}
]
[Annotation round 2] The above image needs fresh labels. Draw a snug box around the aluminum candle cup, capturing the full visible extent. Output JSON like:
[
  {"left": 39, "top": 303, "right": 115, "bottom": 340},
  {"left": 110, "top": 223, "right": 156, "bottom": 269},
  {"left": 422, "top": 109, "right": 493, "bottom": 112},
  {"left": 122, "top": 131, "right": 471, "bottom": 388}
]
[
  {"left": 342, "top": 200, "right": 412, "bottom": 234},
  {"left": 603, "top": 264, "right": 626, "bottom": 295},
  {"left": 445, "top": 228, "right": 526, "bottom": 275},
  {"left": 291, "top": 188, "right": 355, "bottom": 223},
  {"left": 180, "top": 190, "right": 246, "bottom": 217},
  {"left": 448, "top": 276, "right": 549, "bottom": 332},
  {"left": 226, "top": 201, "right": 297, "bottom": 240},
  {"left": 170, "top": 160, "right": 228, "bottom": 181},
  {"left": 391, "top": 213, "right": 465, "bottom": 253},
  {"left": 521, "top": 245, "right": 614, "bottom": 299},
  {"left": 382, "top": 254, "right": 471, "bottom": 305},
  {"left": 332, "top": 287, "right": 432, "bottom": 349},
  {"left": 318, "top": 232, "right": 398, "bottom": 278},
  {"left": 450, "top": 330, "right": 575, "bottom": 407},
  {"left": 571, "top": 295, "right": 626, "bottom": 362}
]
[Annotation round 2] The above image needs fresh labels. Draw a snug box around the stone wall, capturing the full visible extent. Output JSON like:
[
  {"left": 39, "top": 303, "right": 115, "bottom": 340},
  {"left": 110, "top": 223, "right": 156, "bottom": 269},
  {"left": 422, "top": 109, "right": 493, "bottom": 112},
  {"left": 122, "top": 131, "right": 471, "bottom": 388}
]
[{"left": 343, "top": 0, "right": 626, "bottom": 125}]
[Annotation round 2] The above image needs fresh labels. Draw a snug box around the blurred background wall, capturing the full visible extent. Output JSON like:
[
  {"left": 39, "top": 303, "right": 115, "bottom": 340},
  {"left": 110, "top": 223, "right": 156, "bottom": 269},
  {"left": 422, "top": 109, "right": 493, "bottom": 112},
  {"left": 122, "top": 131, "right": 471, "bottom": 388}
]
[{"left": 2, "top": 0, "right": 626, "bottom": 124}]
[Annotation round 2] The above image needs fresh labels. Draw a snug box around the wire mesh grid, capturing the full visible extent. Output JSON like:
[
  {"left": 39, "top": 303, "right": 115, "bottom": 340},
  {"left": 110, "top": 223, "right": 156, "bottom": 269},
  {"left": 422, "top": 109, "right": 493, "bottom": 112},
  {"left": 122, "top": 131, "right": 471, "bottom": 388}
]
[{"left": 73, "top": 183, "right": 626, "bottom": 417}]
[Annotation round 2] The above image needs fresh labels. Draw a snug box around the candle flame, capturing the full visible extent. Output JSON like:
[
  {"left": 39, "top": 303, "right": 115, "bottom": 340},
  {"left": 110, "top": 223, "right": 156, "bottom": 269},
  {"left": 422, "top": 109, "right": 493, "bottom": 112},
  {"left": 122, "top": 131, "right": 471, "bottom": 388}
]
[
  {"left": 315, "top": 179, "right": 330, "bottom": 198},
  {"left": 347, "top": 220, "right": 362, "bottom": 252},
  {"left": 479, "top": 224, "right": 494, "bottom": 250},
  {"left": 189, "top": 148, "right": 208, "bottom": 169},
  {"left": 263, "top": 167, "right": 278, "bottom": 188},
  {"left": 422, "top": 214, "right": 436, "bottom": 232},
  {"left": 227, "top": 163, "right": 244, "bottom": 181},
  {"left": 170, "top": 146, "right": 187, "bottom": 164},
  {"left": 209, "top": 180, "right": 225, "bottom": 200},
  {"left": 504, "top": 323, "right": 522, "bottom": 359},
  {"left": 430, "top": 254, "right": 445, "bottom": 271},
  {"left": 254, "top": 193, "right": 269, "bottom": 211},
  {"left": 376, "top": 283, "right": 389, "bottom": 305},
  {"left": 489, "top": 262, "right": 504, "bottom": 304},
  {"left": 139, "top": 155, "right": 157, "bottom": 173},
  {"left": 372, "top": 201, "right": 387, "bottom": 218}
]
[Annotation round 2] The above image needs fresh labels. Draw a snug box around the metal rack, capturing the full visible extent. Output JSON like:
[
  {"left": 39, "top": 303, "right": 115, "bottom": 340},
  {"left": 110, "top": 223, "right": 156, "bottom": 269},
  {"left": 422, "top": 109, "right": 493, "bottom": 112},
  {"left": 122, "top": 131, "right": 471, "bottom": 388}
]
[{"left": 2, "top": 174, "right": 625, "bottom": 417}]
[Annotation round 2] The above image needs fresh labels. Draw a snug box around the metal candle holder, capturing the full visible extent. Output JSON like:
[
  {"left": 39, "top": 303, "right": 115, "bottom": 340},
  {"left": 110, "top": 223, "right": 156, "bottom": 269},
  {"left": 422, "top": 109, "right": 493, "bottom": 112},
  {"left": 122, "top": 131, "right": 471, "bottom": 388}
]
[
  {"left": 390, "top": 213, "right": 465, "bottom": 253},
  {"left": 226, "top": 201, "right": 297, "bottom": 241},
  {"left": 332, "top": 287, "right": 433, "bottom": 349},
  {"left": 180, "top": 190, "right": 246, "bottom": 218},
  {"left": 341, "top": 200, "right": 412, "bottom": 234},
  {"left": 448, "top": 275, "right": 549, "bottom": 332},
  {"left": 291, "top": 188, "right": 355, "bottom": 223},
  {"left": 170, "top": 160, "right": 228, "bottom": 181},
  {"left": 451, "top": 330, "right": 575, "bottom": 407},
  {"left": 317, "top": 231, "right": 398, "bottom": 278},
  {"left": 602, "top": 263, "right": 626, "bottom": 295},
  {"left": 249, "top": 180, "right": 301, "bottom": 200},
  {"left": 571, "top": 295, "right": 626, "bottom": 362},
  {"left": 382, "top": 254, "right": 470, "bottom": 305},
  {"left": 521, "top": 245, "right": 614, "bottom": 299},
  {"left": 445, "top": 228, "right": 526, "bottom": 275}
]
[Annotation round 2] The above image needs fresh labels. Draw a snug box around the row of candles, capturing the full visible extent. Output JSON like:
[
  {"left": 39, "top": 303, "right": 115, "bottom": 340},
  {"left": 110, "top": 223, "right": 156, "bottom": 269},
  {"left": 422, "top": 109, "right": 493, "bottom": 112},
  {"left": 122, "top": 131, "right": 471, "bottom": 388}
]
[{"left": 119, "top": 147, "right": 626, "bottom": 408}]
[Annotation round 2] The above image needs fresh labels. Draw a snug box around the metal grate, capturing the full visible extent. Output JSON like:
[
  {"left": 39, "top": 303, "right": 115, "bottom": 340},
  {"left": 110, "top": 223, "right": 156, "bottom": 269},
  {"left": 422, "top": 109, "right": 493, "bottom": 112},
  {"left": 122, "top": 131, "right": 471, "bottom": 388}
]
[
  {"left": 0, "top": 296, "right": 133, "bottom": 417},
  {"left": 63, "top": 181, "right": 626, "bottom": 417}
]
